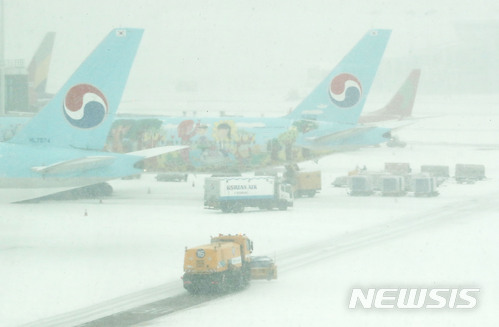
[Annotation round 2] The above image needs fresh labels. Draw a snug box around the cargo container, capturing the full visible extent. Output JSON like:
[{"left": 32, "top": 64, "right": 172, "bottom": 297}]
[
  {"left": 380, "top": 175, "right": 406, "bottom": 196},
  {"left": 412, "top": 176, "right": 439, "bottom": 197},
  {"left": 283, "top": 165, "right": 321, "bottom": 197},
  {"left": 455, "top": 164, "right": 485, "bottom": 184},
  {"left": 348, "top": 175, "right": 374, "bottom": 196},
  {"left": 384, "top": 162, "right": 411, "bottom": 175},
  {"left": 420, "top": 165, "right": 450, "bottom": 178}
]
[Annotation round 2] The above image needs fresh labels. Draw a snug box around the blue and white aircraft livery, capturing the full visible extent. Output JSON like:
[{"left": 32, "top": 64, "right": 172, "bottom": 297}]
[
  {"left": 0, "top": 28, "right": 185, "bottom": 203},
  {"left": 0, "top": 29, "right": 397, "bottom": 201},
  {"left": 107, "top": 29, "right": 393, "bottom": 172}
]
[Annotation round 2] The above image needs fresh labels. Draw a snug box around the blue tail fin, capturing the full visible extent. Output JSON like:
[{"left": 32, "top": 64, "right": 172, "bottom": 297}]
[
  {"left": 10, "top": 28, "right": 143, "bottom": 150},
  {"left": 286, "top": 29, "right": 391, "bottom": 124}
]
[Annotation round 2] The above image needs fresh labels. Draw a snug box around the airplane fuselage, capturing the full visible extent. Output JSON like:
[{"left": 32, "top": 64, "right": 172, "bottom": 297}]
[
  {"left": 0, "top": 28, "right": 395, "bottom": 203},
  {"left": 1, "top": 114, "right": 392, "bottom": 174},
  {"left": 107, "top": 115, "right": 391, "bottom": 172}
]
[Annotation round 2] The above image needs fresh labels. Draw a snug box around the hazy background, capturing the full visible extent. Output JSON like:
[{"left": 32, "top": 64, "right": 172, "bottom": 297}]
[{"left": 3, "top": 0, "right": 499, "bottom": 114}]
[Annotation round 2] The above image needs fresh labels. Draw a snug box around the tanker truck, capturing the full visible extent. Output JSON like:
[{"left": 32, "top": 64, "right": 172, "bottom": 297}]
[{"left": 204, "top": 176, "right": 293, "bottom": 213}]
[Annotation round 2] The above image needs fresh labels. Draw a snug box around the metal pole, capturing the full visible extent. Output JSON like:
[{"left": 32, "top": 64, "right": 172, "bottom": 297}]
[{"left": 0, "top": 0, "right": 5, "bottom": 115}]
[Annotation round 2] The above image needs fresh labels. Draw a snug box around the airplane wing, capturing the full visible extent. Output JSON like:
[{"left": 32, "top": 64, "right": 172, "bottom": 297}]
[
  {"left": 30, "top": 145, "right": 188, "bottom": 176},
  {"left": 296, "top": 124, "right": 393, "bottom": 151},
  {"left": 302, "top": 126, "right": 379, "bottom": 143},
  {"left": 127, "top": 145, "right": 188, "bottom": 159},
  {"left": 31, "top": 156, "right": 116, "bottom": 175},
  {"left": 368, "top": 120, "right": 417, "bottom": 130}
]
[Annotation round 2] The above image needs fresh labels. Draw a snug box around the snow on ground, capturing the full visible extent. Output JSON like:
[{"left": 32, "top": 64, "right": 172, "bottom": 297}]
[
  {"left": 144, "top": 208, "right": 498, "bottom": 327},
  {"left": 1, "top": 97, "right": 499, "bottom": 326}
]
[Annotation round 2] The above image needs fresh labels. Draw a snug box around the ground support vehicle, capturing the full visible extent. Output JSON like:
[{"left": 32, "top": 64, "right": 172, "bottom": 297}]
[
  {"left": 384, "top": 162, "right": 411, "bottom": 175},
  {"left": 250, "top": 256, "right": 278, "bottom": 280},
  {"left": 455, "top": 164, "right": 485, "bottom": 184},
  {"left": 283, "top": 165, "right": 321, "bottom": 197},
  {"left": 348, "top": 175, "right": 374, "bottom": 196},
  {"left": 420, "top": 165, "right": 450, "bottom": 178},
  {"left": 293, "top": 170, "right": 321, "bottom": 197},
  {"left": 364, "top": 171, "right": 386, "bottom": 191},
  {"left": 420, "top": 165, "right": 449, "bottom": 186},
  {"left": 204, "top": 176, "right": 293, "bottom": 213},
  {"left": 182, "top": 235, "right": 277, "bottom": 294},
  {"left": 412, "top": 176, "right": 439, "bottom": 197},
  {"left": 156, "top": 172, "right": 188, "bottom": 182},
  {"left": 386, "top": 136, "right": 407, "bottom": 148},
  {"left": 332, "top": 175, "right": 348, "bottom": 188},
  {"left": 380, "top": 175, "right": 407, "bottom": 196}
]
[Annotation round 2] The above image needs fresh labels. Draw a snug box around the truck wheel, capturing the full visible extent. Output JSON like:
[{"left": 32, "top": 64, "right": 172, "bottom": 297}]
[
  {"left": 307, "top": 190, "right": 316, "bottom": 197},
  {"left": 232, "top": 202, "right": 244, "bottom": 213},
  {"left": 237, "top": 272, "right": 248, "bottom": 289},
  {"left": 221, "top": 203, "right": 231, "bottom": 213},
  {"left": 278, "top": 202, "right": 287, "bottom": 211}
]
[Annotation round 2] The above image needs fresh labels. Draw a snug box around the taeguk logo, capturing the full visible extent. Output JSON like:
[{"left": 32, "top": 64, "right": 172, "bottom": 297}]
[
  {"left": 63, "top": 84, "right": 108, "bottom": 129},
  {"left": 329, "top": 73, "right": 362, "bottom": 108}
]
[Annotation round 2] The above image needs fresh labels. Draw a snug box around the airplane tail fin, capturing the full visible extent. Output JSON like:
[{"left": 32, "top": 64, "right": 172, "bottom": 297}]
[
  {"left": 28, "top": 32, "right": 56, "bottom": 110},
  {"left": 286, "top": 29, "right": 391, "bottom": 125},
  {"left": 10, "top": 28, "right": 143, "bottom": 150},
  {"left": 367, "top": 69, "right": 421, "bottom": 120}
]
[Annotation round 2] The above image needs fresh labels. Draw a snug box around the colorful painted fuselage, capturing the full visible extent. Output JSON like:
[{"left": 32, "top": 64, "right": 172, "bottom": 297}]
[
  {"left": 1, "top": 29, "right": 395, "bottom": 177},
  {"left": 1, "top": 28, "right": 395, "bottom": 202},
  {"left": 106, "top": 115, "right": 390, "bottom": 172}
]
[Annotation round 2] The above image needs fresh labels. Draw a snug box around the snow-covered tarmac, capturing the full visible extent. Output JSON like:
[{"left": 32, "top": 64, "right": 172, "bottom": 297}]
[{"left": 1, "top": 97, "right": 498, "bottom": 326}]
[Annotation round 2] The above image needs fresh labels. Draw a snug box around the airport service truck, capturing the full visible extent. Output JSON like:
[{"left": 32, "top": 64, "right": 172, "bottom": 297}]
[
  {"left": 204, "top": 176, "right": 293, "bottom": 213},
  {"left": 290, "top": 170, "right": 322, "bottom": 197},
  {"left": 283, "top": 165, "right": 322, "bottom": 197},
  {"left": 455, "top": 164, "right": 486, "bottom": 184},
  {"left": 182, "top": 234, "right": 277, "bottom": 293},
  {"left": 257, "top": 165, "right": 322, "bottom": 197}
]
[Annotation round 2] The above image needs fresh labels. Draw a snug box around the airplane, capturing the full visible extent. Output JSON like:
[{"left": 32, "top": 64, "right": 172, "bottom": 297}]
[
  {"left": 28, "top": 32, "right": 56, "bottom": 111},
  {"left": 0, "top": 28, "right": 185, "bottom": 203},
  {"left": 295, "top": 69, "right": 422, "bottom": 151},
  {"left": 106, "top": 29, "right": 394, "bottom": 172},
  {"left": 359, "top": 69, "right": 421, "bottom": 123},
  {"left": 0, "top": 67, "right": 421, "bottom": 152}
]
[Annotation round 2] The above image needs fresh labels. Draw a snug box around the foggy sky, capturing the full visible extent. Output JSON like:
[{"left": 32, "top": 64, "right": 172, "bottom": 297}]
[{"left": 3, "top": 0, "right": 499, "bottom": 114}]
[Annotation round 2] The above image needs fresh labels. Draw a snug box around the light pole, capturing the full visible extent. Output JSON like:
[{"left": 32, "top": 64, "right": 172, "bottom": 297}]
[{"left": 0, "top": 0, "right": 5, "bottom": 115}]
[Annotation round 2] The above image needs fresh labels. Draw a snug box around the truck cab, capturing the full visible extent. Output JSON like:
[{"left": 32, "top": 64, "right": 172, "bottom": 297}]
[{"left": 277, "top": 182, "right": 293, "bottom": 206}]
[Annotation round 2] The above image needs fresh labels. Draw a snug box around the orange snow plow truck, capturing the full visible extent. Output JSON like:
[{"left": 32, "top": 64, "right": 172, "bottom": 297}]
[{"left": 182, "top": 234, "right": 277, "bottom": 293}]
